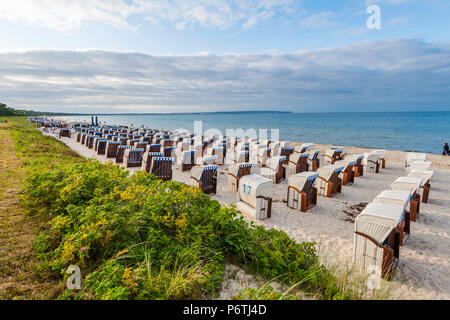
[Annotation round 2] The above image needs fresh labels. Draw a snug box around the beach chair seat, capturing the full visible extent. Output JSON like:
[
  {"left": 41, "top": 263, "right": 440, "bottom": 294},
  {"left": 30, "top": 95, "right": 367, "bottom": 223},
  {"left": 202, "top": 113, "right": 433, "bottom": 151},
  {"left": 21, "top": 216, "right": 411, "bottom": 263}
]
[
  {"left": 374, "top": 190, "right": 414, "bottom": 245},
  {"left": 373, "top": 150, "right": 387, "bottom": 169},
  {"left": 287, "top": 172, "right": 319, "bottom": 212},
  {"left": 106, "top": 141, "right": 121, "bottom": 158},
  {"left": 353, "top": 202, "right": 404, "bottom": 280},
  {"left": 362, "top": 152, "right": 380, "bottom": 173},
  {"left": 59, "top": 129, "right": 71, "bottom": 138},
  {"left": 307, "top": 150, "right": 321, "bottom": 171},
  {"left": 190, "top": 165, "right": 218, "bottom": 194},
  {"left": 143, "top": 152, "right": 163, "bottom": 173},
  {"left": 323, "top": 149, "right": 343, "bottom": 165},
  {"left": 314, "top": 164, "right": 344, "bottom": 197},
  {"left": 260, "top": 156, "right": 287, "bottom": 184},
  {"left": 116, "top": 145, "right": 133, "bottom": 163},
  {"left": 237, "top": 174, "right": 273, "bottom": 220},
  {"left": 334, "top": 159, "right": 356, "bottom": 185},
  {"left": 228, "top": 163, "right": 253, "bottom": 192},
  {"left": 287, "top": 152, "right": 309, "bottom": 177},
  {"left": 124, "top": 148, "right": 145, "bottom": 168},
  {"left": 150, "top": 157, "right": 173, "bottom": 181},
  {"left": 390, "top": 177, "right": 423, "bottom": 220}
]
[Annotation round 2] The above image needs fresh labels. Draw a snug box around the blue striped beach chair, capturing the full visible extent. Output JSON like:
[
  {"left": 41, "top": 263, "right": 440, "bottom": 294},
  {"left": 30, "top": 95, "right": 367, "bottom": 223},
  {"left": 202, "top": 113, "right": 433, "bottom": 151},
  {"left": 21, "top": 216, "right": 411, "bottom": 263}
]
[
  {"left": 315, "top": 165, "right": 344, "bottom": 197},
  {"left": 280, "top": 147, "right": 295, "bottom": 159},
  {"left": 163, "top": 146, "right": 176, "bottom": 158},
  {"left": 86, "top": 135, "right": 95, "bottom": 149},
  {"left": 116, "top": 145, "right": 133, "bottom": 163},
  {"left": 148, "top": 144, "right": 162, "bottom": 153},
  {"left": 95, "top": 138, "right": 107, "bottom": 153},
  {"left": 287, "top": 172, "right": 319, "bottom": 212},
  {"left": 150, "top": 157, "right": 173, "bottom": 181},
  {"left": 228, "top": 163, "right": 253, "bottom": 191},
  {"left": 180, "top": 150, "right": 197, "bottom": 171},
  {"left": 124, "top": 148, "right": 145, "bottom": 168},
  {"left": 191, "top": 165, "right": 219, "bottom": 194},
  {"left": 143, "top": 152, "right": 163, "bottom": 173}
]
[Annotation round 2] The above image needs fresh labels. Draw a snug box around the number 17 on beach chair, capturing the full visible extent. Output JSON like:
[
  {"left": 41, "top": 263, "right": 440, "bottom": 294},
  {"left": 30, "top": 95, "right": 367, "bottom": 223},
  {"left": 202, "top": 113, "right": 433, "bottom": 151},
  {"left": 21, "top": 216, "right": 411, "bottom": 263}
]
[{"left": 237, "top": 174, "right": 273, "bottom": 220}]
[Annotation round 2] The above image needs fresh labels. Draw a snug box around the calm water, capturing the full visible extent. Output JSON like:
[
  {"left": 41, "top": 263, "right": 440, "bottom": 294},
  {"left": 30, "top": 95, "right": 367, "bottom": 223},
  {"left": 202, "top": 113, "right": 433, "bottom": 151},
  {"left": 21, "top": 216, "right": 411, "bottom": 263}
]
[{"left": 60, "top": 112, "right": 450, "bottom": 154}]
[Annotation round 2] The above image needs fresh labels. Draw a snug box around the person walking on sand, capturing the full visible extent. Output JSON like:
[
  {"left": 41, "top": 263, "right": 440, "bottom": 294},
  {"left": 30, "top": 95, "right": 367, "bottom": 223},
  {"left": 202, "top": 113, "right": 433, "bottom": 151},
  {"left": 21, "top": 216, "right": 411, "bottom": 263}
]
[{"left": 443, "top": 142, "right": 450, "bottom": 156}]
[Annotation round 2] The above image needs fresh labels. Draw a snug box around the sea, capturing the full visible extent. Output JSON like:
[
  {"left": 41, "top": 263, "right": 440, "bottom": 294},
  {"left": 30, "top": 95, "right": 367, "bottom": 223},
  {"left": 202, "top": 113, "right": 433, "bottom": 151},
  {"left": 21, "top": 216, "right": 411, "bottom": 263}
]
[{"left": 59, "top": 111, "right": 450, "bottom": 154}]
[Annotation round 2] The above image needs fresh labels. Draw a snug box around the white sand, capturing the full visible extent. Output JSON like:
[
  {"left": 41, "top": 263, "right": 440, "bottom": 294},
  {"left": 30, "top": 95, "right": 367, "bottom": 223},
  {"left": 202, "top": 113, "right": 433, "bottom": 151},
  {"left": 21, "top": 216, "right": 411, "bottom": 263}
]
[{"left": 45, "top": 129, "right": 450, "bottom": 300}]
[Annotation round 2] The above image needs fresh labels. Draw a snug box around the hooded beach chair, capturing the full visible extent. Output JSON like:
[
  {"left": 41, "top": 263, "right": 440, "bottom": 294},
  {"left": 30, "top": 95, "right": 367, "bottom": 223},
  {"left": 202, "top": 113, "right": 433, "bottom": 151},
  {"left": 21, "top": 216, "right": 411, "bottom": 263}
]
[
  {"left": 237, "top": 174, "right": 273, "bottom": 220},
  {"left": 143, "top": 152, "right": 163, "bottom": 173},
  {"left": 163, "top": 146, "right": 176, "bottom": 158},
  {"left": 408, "top": 161, "right": 432, "bottom": 173},
  {"left": 228, "top": 163, "right": 253, "bottom": 192},
  {"left": 201, "top": 155, "right": 217, "bottom": 166},
  {"left": 260, "top": 156, "right": 287, "bottom": 184},
  {"left": 150, "top": 157, "right": 173, "bottom": 181},
  {"left": 362, "top": 152, "right": 380, "bottom": 173},
  {"left": 346, "top": 155, "right": 364, "bottom": 177},
  {"left": 178, "top": 150, "right": 197, "bottom": 171},
  {"left": 119, "top": 137, "right": 129, "bottom": 145},
  {"left": 390, "top": 177, "right": 423, "bottom": 220},
  {"left": 323, "top": 148, "right": 343, "bottom": 165},
  {"left": 148, "top": 144, "right": 162, "bottom": 153},
  {"left": 58, "top": 128, "right": 71, "bottom": 138},
  {"left": 408, "top": 170, "right": 432, "bottom": 203},
  {"left": 96, "top": 139, "right": 108, "bottom": 155},
  {"left": 233, "top": 151, "right": 250, "bottom": 164},
  {"left": 280, "top": 147, "right": 295, "bottom": 160},
  {"left": 257, "top": 147, "right": 271, "bottom": 167},
  {"left": 190, "top": 165, "right": 218, "bottom": 194},
  {"left": 307, "top": 150, "right": 321, "bottom": 171},
  {"left": 206, "top": 147, "right": 224, "bottom": 165},
  {"left": 287, "top": 172, "right": 319, "bottom": 212},
  {"left": 287, "top": 152, "right": 309, "bottom": 177},
  {"left": 334, "top": 159, "right": 356, "bottom": 185},
  {"left": 86, "top": 135, "right": 95, "bottom": 149},
  {"left": 405, "top": 152, "right": 428, "bottom": 169},
  {"left": 373, "top": 150, "right": 387, "bottom": 169},
  {"left": 315, "top": 164, "right": 344, "bottom": 197},
  {"left": 295, "top": 143, "right": 315, "bottom": 154},
  {"left": 135, "top": 141, "right": 148, "bottom": 150},
  {"left": 106, "top": 141, "right": 121, "bottom": 158},
  {"left": 76, "top": 132, "right": 82, "bottom": 143},
  {"left": 353, "top": 202, "right": 404, "bottom": 280},
  {"left": 124, "top": 148, "right": 145, "bottom": 168},
  {"left": 116, "top": 145, "right": 133, "bottom": 163},
  {"left": 374, "top": 190, "right": 414, "bottom": 246}
]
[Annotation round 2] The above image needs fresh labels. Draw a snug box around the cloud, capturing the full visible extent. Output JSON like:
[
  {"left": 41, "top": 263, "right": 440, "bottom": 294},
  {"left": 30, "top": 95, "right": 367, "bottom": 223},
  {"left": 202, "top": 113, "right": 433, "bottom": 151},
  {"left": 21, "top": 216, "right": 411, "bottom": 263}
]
[
  {"left": 299, "top": 11, "right": 337, "bottom": 29},
  {"left": 0, "top": 39, "right": 449, "bottom": 113},
  {"left": 0, "top": 0, "right": 297, "bottom": 31}
]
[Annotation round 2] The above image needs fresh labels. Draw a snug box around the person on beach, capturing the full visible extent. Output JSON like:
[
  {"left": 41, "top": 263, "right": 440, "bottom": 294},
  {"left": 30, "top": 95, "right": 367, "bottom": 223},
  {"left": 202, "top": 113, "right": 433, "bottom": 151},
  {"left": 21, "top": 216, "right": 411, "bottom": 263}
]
[{"left": 443, "top": 142, "right": 450, "bottom": 156}]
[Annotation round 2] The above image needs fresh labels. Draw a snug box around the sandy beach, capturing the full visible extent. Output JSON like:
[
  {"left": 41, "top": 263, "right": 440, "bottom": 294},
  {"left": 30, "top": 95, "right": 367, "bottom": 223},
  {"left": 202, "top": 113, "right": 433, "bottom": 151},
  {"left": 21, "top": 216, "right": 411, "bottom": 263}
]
[{"left": 45, "top": 129, "right": 450, "bottom": 300}]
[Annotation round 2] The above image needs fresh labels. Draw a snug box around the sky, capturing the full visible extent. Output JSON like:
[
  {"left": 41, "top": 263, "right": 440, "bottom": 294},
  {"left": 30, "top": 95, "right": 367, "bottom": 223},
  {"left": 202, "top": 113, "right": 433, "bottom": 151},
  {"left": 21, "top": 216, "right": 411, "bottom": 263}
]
[{"left": 0, "top": 0, "right": 449, "bottom": 113}]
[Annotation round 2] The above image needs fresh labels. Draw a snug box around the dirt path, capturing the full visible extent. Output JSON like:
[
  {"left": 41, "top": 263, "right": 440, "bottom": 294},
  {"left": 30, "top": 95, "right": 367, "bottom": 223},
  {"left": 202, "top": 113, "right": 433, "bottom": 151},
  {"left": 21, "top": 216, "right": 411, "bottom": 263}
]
[{"left": 0, "top": 122, "right": 60, "bottom": 299}]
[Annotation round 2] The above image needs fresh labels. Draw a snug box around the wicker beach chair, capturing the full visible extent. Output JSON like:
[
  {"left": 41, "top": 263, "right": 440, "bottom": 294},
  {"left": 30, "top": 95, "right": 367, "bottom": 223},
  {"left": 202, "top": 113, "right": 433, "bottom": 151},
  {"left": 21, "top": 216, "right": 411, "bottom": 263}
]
[
  {"left": 287, "top": 172, "right": 318, "bottom": 212},
  {"left": 116, "top": 145, "right": 133, "bottom": 163},
  {"left": 207, "top": 147, "right": 224, "bottom": 165},
  {"left": 150, "top": 157, "right": 173, "bottom": 181},
  {"left": 237, "top": 174, "right": 273, "bottom": 220},
  {"left": 96, "top": 139, "right": 107, "bottom": 155},
  {"left": 315, "top": 164, "right": 344, "bottom": 197},
  {"left": 346, "top": 155, "right": 364, "bottom": 177},
  {"left": 307, "top": 150, "right": 320, "bottom": 171},
  {"left": 124, "top": 148, "right": 145, "bottom": 168},
  {"left": 260, "top": 156, "right": 287, "bottom": 184},
  {"left": 148, "top": 144, "right": 162, "bottom": 153},
  {"left": 190, "top": 165, "right": 218, "bottom": 194},
  {"left": 228, "top": 163, "right": 253, "bottom": 192},
  {"left": 407, "top": 170, "right": 433, "bottom": 203},
  {"left": 280, "top": 147, "right": 295, "bottom": 160},
  {"left": 178, "top": 150, "right": 197, "bottom": 172},
  {"left": 58, "top": 129, "right": 71, "bottom": 138},
  {"left": 295, "top": 143, "right": 314, "bottom": 154},
  {"left": 143, "top": 152, "right": 163, "bottom": 173},
  {"left": 390, "top": 177, "right": 423, "bottom": 220},
  {"left": 323, "top": 148, "right": 343, "bottom": 165},
  {"left": 86, "top": 135, "right": 95, "bottom": 149},
  {"left": 408, "top": 161, "right": 432, "bottom": 173},
  {"left": 405, "top": 152, "right": 428, "bottom": 169},
  {"left": 362, "top": 152, "right": 380, "bottom": 173},
  {"left": 353, "top": 202, "right": 404, "bottom": 280},
  {"left": 106, "top": 141, "right": 121, "bottom": 158},
  {"left": 373, "top": 150, "right": 387, "bottom": 169},
  {"left": 257, "top": 147, "right": 271, "bottom": 167},
  {"left": 287, "top": 152, "right": 309, "bottom": 177},
  {"left": 334, "top": 159, "right": 356, "bottom": 185}
]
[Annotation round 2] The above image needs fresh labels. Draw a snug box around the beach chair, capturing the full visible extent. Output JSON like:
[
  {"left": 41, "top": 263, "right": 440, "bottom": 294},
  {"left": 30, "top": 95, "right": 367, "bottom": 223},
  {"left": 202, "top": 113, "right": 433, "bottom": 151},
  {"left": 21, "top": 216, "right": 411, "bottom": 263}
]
[
  {"left": 143, "top": 152, "right": 163, "bottom": 173},
  {"left": 233, "top": 151, "right": 250, "bottom": 164},
  {"left": 81, "top": 133, "right": 87, "bottom": 145},
  {"left": 106, "top": 141, "right": 121, "bottom": 158},
  {"left": 315, "top": 164, "right": 344, "bottom": 197},
  {"left": 190, "top": 165, "right": 218, "bottom": 194},
  {"left": 178, "top": 150, "right": 197, "bottom": 171},
  {"left": 124, "top": 148, "right": 145, "bottom": 168},
  {"left": 323, "top": 149, "right": 343, "bottom": 165},
  {"left": 373, "top": 150, "right": 387, "bottom": 169},
  {"left": 150, "top": 157, "right": 173, "bottom": 181},
  {"left": 207, "top": 147, "right": 224, "bottom": 165},
  {"left": 86, "top": 135, "right": 95, "bottom": 149},
  {"left": 119, "top": 137, "right": 129, "bottom": 146},
  {"left": 260, "top": 156, "right": 287, "bottom": 184},
  {"left": 287, "top": 152, "right": 309, "bottom": 177},
  {"left": 334, "top": 159, "right": 356, "bottom": 185},
  {"left": 148, "top": 144, "right": 162, "bottom": 153},
  {"left": 237, "top": 174, "right": 273, "bottom": 220},
  {"left": 76, "top": 132, "right": 82, "bottom": 143},
  {"left": 408, "top": 161, "right": 432, "bottom": 173},
  {"left": 287, "top": 172, "right": 319, "bottom": 212},
  {"left": 331, "top": 146, "right": 347, "bottom": 158},
  {"left": 408, "top": 170, "right": 433, "bottom": 203},
  {"left": 116, "top": 145, "right": 133, "bottom": 163},
  {"left": 390, "top": 177, "right": 423, "bottom": 221},
  {"left": 307, "top": 150, "right": 321, "bottom": 171},
  {"left": 163, "top": 146, "right": 176, "bottom": 158},
  {"left": 201, "top": 155, "right": 217, "bottom": 166},
  {"left": 353, "top": 202, "right": 404, "bottom": 280},
  {"left": 280, "top": 147, "right": 295, "bottom": 160},
  {"left": 347, "top": 155, "right": 364, "bottom": 177},
  {"left": 295, "top": 143, "right": 315, "bottom": 154},
  {"left": 96, "top": 139, "right": 107, "bottom": 155},
  {"left": 257, "top": 147, "right": 271, "bottom": 167},
  {"left": 163, "top": 139, "right": 174, "bottom": 148},
  {"left": 228, "top": 163, "right": 253, "bottom": 192},
  {"left": 374, "top": 190, "right": 414, "bottom": 246},
  {"left": 135, "top": 142, "right": 148, "bottom": 150},
  {"left": 405, "top": 152, "right": 427, "bottom": 169},
  {"left": 59, "top": 129, "right": 71, "bottom": 138},
  {"left": 362, "top": 152, "right": 380, "bottom": 173}
]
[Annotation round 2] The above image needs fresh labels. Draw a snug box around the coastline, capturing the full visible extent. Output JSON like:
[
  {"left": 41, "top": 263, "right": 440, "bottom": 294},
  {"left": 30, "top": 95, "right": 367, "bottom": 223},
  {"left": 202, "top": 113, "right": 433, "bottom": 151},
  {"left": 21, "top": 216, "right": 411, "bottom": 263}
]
[{"left": 44, "top": 129, "right": 450, "bottom": 300}]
